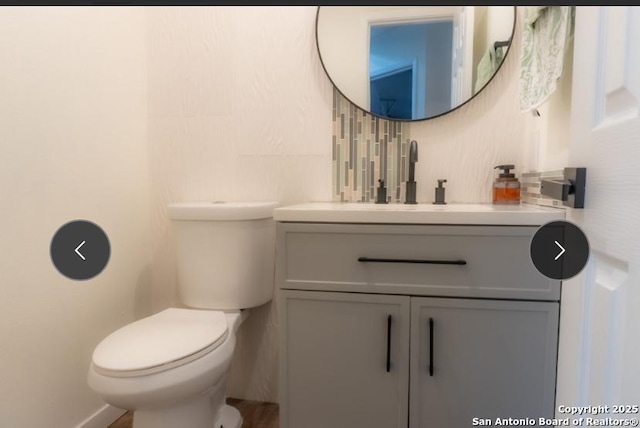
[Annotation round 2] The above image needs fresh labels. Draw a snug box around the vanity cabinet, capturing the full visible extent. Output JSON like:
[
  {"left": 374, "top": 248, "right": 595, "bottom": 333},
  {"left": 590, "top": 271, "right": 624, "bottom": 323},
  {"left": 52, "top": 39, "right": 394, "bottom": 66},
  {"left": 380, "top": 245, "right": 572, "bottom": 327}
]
[{"left": 277, "top": 221, "right": 561, "bottom": 428}]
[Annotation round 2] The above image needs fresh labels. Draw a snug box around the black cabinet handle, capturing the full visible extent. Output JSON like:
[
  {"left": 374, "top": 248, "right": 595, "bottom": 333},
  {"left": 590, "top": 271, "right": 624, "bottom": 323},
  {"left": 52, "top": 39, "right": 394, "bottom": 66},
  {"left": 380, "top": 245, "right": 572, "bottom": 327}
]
[
  {"left": 386, "top": 315, "right": 392, "bottom": 373},
  {"left": 358, "top": 257, "right": 466, "bottom": 265},
  {"left": 429, "top": 317, "right": 434, "bottom": 376}
]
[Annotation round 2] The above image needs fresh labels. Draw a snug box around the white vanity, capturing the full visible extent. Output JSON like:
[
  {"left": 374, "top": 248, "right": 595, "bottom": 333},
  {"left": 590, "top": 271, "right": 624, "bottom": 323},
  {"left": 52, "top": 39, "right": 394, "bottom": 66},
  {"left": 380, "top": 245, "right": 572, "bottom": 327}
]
[{"left": 275, "top": 203, "right": 565, "bottom": 428}]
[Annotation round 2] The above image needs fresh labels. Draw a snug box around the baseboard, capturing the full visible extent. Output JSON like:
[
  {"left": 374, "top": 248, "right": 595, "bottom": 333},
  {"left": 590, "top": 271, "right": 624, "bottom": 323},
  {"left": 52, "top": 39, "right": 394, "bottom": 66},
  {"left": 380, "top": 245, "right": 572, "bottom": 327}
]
[{"left": 74, "top": 404, "right": 126, "bottom": 428}]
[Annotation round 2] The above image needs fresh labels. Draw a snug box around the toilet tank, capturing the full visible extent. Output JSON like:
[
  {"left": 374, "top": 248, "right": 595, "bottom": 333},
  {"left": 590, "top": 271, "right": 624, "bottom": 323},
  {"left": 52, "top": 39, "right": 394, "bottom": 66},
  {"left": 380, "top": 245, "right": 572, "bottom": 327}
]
[{"left": 167, "top": 202, "right": 278, "bottom": 310}]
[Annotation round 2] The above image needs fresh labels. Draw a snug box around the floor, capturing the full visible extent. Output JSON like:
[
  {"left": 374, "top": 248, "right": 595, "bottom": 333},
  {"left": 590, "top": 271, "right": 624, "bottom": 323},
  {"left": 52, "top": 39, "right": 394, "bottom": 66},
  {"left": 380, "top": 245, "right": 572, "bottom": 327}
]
[{"left": 108, "top": 398, "right": 279, "bottom": 428}]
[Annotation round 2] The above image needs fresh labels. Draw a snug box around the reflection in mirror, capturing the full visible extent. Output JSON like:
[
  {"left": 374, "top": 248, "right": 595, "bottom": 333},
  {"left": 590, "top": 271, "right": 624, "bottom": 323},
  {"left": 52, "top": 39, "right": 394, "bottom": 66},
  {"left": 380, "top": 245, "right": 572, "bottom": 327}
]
[
  {"left": 369, "top": 20, "right": 453, "bottom": 119},
  {"left": 316, "top": 6, "right": 516, "bottom": 121}
]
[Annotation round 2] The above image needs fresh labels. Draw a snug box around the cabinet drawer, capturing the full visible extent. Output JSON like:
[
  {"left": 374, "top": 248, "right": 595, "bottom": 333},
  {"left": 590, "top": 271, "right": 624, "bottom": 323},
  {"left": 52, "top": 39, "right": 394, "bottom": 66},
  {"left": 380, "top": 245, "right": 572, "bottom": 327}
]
[{"left": 277, "top": 223, "right": 559, "bottom": 300}]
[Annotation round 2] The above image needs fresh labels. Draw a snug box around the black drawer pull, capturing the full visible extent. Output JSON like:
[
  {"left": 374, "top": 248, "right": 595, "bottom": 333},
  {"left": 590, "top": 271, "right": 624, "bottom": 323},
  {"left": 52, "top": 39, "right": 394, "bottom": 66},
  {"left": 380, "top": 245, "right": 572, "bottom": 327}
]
[
  {"left": 386, "top": 315, "right": 392, "bottom": 373},
  {"left": 358, "top": 257, "right": 467, "bottom": 265},
  {"left": 429, "top": 317, "right": 434, "bottom": 376}
]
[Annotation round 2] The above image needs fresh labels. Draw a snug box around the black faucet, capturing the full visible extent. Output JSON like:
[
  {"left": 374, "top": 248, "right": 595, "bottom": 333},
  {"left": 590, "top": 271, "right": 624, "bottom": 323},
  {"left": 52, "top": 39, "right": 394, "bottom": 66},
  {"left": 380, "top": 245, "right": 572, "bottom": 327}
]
[{"left": 405, "top": 140, "right": 418, "bottom": 204}]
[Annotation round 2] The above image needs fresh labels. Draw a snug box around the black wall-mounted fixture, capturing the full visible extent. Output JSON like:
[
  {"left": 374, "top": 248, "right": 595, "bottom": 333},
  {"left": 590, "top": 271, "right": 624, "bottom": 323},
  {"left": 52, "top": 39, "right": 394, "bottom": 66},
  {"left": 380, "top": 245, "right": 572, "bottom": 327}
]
[
  {"left": 375, "top": 179, "right": 388, "bottom": 204},
  {"left": 540, "top": 167, "right": 586, "bottom": 208},
  {"left": 433, "top": 179, "right": 447, "bottom": 205}
]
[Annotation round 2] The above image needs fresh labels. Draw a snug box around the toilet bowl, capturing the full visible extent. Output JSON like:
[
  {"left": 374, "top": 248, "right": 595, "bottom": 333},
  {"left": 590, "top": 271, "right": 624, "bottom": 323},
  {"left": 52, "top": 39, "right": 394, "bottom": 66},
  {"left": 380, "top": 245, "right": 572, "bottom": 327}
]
[
  {"left": 88, "top": 309, "right": 247, "bottom": 428},
  {"left": 87, "top": 202, "right": 277, "bottom": 428}
]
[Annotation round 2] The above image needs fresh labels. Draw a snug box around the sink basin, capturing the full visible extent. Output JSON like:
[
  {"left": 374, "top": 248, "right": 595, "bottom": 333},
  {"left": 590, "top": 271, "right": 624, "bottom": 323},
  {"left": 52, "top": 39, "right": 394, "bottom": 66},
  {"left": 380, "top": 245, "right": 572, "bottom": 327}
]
[{"left": 273, "top": 202, "right": 564, "bottom": 225}]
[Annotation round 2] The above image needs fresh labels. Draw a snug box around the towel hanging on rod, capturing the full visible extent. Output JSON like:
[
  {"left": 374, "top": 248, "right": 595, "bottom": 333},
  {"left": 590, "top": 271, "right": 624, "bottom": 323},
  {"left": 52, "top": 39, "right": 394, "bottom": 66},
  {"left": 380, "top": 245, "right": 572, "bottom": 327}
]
[{"left": 494, "top": 39, "right": 511, "bottom": 49}]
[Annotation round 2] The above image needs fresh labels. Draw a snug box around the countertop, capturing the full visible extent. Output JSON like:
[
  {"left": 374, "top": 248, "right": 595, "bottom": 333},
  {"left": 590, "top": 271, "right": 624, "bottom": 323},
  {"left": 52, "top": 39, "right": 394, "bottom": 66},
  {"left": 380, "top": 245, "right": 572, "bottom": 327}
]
[{"left": 273, "top": 202, "right": 565, "bottom": 226}]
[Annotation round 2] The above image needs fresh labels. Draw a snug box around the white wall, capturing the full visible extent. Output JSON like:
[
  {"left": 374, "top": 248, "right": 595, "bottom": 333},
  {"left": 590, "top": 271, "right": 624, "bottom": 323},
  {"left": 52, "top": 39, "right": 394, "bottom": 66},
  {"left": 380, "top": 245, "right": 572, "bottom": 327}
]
[
  {"left": 0, "top": 7, "right": 151, "bottom": 428},
  {"left": 145, "top": 6, "right": 333, "bottom": 403},
  {"left": 523, "top": 38, "right": 574, "bottom": 172},
  {"left": 485, "top": 7, "right": 516, "bottom": 48}
]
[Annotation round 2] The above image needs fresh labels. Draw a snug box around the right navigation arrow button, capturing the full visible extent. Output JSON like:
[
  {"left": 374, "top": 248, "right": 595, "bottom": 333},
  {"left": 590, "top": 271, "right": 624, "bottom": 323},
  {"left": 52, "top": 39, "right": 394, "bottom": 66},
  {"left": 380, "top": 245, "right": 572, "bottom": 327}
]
[
  {"left": 530, "top": 220, "right": 590, "bottom": 280},
  {"left": 554, "top": 240, "right": 565, "bottom": 261}
]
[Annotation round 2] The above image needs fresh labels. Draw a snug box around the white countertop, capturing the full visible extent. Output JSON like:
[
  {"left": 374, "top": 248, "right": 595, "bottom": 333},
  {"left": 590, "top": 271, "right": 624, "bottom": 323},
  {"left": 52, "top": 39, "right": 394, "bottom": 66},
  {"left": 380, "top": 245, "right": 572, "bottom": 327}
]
[{"left": 273, "top": 202, "right": 565, "bottom": 226}]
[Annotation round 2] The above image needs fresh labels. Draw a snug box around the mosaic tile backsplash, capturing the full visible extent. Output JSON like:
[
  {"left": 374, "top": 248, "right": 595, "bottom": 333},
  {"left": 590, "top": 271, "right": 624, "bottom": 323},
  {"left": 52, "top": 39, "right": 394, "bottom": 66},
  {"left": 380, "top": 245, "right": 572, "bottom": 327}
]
[
  {"left": 332, "top": 88, "right": 410, "bottom": 203},
  {"left": 521, "top": 170, "right": 567, "bottom": 208},
  {"left": 331, "top": 90, "right": 568, "bottom": 208}
]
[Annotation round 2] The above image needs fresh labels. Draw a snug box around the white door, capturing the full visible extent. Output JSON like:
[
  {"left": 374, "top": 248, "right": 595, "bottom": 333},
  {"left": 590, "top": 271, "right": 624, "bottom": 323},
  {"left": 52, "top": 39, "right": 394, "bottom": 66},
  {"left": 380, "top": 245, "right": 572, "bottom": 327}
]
[{"left": 558, "top": 6, "right": 640, "bottom": 410}]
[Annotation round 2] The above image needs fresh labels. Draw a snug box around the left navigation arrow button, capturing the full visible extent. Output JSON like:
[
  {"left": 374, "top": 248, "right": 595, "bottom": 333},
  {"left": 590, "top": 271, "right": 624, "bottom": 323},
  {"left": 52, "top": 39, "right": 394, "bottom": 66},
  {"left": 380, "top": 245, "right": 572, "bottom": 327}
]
[
  {"left": 50, "top": 220, "right": 110, "bottom": 280},
  {"left": 75, "top": 240, "right": 86, "bottom": 260}
]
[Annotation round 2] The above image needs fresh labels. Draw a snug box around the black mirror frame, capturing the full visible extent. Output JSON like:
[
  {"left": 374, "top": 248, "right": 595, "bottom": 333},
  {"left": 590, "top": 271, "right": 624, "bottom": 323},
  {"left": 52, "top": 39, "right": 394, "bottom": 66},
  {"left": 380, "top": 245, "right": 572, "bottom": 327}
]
[{"left": 315, "top": 6, "right": 518, "bottom": 122}]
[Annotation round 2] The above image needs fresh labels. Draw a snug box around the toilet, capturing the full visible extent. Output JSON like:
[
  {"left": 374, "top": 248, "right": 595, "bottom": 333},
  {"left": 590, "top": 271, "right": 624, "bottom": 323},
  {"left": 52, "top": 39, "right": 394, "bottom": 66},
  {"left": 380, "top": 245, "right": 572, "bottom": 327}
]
[{"left": 87, "top": 202, "right": 277, "bottom": 428}]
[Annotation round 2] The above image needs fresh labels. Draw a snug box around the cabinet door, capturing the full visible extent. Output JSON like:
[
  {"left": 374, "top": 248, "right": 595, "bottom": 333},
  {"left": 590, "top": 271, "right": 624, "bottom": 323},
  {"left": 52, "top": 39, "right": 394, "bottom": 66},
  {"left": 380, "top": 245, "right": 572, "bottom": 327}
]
[
  {"left": 410, "top": 298, "right": 559, "bottom": 427},
  {"left": 280, "top": 290, "right": 410, "bottom": 428}
]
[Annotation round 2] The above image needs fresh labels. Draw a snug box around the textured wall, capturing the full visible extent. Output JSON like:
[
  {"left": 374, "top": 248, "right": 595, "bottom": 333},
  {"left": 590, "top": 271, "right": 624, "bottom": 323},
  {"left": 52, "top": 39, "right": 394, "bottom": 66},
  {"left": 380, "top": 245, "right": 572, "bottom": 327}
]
[
  {"left": 409, "top": 18, "right": 531, "bottom": 205},
  {"left": 524, "top": 32, "right": 574, "bottom": 172},
  {"left": 146, "top": 7, "right": 333, "bottom": 403},
  {"left": 0, "top": 8, "right": 150, "bottom": 427},
  {"left": 148, "top": 6, "right": 535, "bottom": 403}
]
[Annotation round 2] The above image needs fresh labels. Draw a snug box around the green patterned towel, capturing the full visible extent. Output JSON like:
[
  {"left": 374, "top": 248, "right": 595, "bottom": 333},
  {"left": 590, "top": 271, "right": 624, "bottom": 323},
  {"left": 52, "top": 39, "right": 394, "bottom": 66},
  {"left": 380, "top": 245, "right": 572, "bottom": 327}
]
[
  {"left": 519, "top": 6, "right": 575, "bottom": 111},
  {"left": 475, "top": 44, "right": 505, "bottom": 94}
]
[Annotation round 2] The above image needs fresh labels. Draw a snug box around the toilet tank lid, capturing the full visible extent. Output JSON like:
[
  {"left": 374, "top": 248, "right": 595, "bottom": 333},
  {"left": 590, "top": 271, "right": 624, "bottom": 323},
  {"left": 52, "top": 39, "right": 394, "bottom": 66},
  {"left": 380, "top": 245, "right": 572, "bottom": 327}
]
[{"left": 168, "top": 202, "right": 279, "bottom": 221}]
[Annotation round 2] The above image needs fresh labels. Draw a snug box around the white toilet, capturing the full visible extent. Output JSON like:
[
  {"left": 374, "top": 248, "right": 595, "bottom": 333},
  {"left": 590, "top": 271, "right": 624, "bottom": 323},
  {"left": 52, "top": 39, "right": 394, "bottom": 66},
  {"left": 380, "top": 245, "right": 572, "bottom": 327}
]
[{"left": 87, "top": 202, "right": 277, "bottom": 428}]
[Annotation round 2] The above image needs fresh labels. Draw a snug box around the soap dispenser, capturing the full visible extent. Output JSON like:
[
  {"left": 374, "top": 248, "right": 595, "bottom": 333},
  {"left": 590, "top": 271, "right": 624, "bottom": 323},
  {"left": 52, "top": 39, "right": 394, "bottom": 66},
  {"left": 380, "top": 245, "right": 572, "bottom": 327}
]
[{"left": 493, "top": 165, "right": 521, "bottom": 204}]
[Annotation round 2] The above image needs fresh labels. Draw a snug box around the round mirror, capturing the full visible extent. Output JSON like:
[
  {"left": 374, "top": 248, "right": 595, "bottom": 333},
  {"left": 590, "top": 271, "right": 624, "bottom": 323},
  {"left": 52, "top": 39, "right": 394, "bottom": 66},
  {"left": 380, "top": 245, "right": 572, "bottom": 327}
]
[{"left": 316, "top": 6, "right": 517, "bottom": 121}]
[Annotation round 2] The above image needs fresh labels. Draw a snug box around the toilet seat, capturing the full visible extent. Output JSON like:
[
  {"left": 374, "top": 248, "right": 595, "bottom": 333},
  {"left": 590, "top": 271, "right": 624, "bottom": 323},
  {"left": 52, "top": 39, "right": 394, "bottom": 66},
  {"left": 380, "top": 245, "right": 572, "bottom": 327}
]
[{"left": 92, "top": 308, "right": 228, "bottom": 378}]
